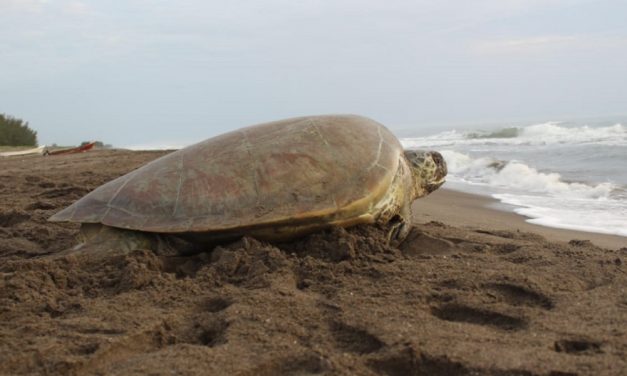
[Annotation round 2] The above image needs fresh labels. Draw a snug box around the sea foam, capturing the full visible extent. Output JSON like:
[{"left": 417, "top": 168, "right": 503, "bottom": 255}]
[{"left": 494, "top": 193, "right": 627, "bottom": 237}]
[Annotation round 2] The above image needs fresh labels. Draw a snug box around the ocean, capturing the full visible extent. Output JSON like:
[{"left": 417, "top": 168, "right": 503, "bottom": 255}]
[{"left": 400, "top": 119, "right": 627, "bottom": 238}]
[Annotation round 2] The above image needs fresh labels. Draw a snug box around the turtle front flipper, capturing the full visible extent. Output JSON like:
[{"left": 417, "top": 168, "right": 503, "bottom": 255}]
[
  {"left": 385, "top": 216, "right": 408, "bottom": 246},
  {"left": 384, "top": 201, "right": 412, "bottom": 246}
]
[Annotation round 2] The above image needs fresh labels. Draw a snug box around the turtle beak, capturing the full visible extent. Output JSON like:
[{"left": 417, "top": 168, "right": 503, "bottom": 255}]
[{"left": 426, "top": 180, "right": 445, "bottom": 193}]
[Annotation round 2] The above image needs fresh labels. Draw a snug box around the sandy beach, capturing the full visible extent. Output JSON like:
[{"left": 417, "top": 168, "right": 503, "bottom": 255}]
[{"left": 1, "top": 149, "right": 625, "bottom": 375}]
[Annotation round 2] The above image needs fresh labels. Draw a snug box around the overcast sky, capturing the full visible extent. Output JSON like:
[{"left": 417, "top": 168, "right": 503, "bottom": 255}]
[{"left": 1, "top": 0, "right": 626, "bottom": 147}]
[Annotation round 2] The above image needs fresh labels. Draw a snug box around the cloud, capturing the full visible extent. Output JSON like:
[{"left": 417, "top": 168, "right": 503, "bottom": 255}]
[
  {"left": 63, "top": 1, "right": 92, "bottom": 16},
  {"left": 1, "top": 0, "right": 92, "bottom": 15},
  {"left": 472, "top": 34, "right": 627, "bottom": 56},
  {"left": 473, "top": 35, "right": 578, "bottom": 54},
  {"left": 1, "top": 0, "right": 48, "bottom": 13}
]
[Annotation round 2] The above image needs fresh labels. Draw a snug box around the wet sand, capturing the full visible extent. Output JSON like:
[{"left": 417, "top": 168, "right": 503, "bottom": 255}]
[
  {"left": 414, "top": 189, "right": 626, "bottom": 250},
  {"left": 1, "top": 149, "right": 625, "bottom": 375}
]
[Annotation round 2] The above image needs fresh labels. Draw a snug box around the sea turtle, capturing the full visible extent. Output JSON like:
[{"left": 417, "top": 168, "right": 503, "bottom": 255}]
[{"left": 50, "top": 115, "right": 446, "bottom": 254}]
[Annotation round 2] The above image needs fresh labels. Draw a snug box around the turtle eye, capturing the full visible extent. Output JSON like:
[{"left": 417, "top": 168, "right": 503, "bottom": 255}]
[{"left": 405, "top": 150, "right": 425, "bottom": 168}]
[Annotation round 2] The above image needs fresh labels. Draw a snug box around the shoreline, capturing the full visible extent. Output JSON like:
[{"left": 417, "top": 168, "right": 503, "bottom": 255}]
[{"left": 413, "top": 188, "right": 626, "bottom": 250}]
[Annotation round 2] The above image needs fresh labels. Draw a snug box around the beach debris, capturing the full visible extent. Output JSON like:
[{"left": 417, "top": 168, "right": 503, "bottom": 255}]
[
  {"left": 0, "top": 142, "right": 98, "bottom": 157},
  {"left": 49, "top": 114, "right": 447, "bottom": 255},
  {"left": 0, "top": 145, "right": 47, "bottom": 157},
  {"left": 43, "top": 142, "right": 96, "bottom": 156}
]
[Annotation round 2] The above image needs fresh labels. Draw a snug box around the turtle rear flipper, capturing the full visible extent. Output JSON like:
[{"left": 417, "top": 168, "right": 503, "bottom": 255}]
[{"left": 59, "top": 224, "right": 189, "bottom": 257}]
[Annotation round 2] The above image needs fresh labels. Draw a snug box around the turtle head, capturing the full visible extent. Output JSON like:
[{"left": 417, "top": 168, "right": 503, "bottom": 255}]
[{"left": 403, "top": 150, "right": 447, "bottom": 199}]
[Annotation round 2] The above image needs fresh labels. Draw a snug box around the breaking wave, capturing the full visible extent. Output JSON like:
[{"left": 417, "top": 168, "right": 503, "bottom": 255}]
[
  {"left": 402, "top": 122, "right": 626, "bottom": 148},
  {"left": 438, "top": 150, "right": 627, "bottom": 237},
  {"left": 440, "top": 150, "right": 617, "bottom": 199}
]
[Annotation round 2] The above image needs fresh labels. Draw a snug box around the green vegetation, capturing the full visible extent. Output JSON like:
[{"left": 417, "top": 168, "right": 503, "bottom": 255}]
[{"left": 0, "top": 114, "right": 38, "bottom": 146}]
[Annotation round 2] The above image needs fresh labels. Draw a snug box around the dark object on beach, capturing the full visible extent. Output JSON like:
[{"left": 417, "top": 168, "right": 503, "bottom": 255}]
[
  {"left": 44, "top": 142, "right": 96, "bottom": 156},
  {"left": 49, "top": 114, "right": 446, "bottom": 254}
]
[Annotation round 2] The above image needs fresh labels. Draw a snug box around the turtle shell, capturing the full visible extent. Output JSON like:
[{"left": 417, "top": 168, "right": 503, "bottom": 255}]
[{"left": 50, "top": 115, "right": 403, "bottom": 234}]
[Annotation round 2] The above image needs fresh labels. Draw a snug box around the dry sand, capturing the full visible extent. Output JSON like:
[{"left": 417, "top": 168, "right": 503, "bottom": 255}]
[{"left": 1, "top": 149, "right": 625, "bottom": 375}]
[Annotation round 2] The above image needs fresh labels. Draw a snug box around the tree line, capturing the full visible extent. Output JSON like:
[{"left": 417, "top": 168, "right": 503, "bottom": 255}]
[{"left": 0, "top": 114, "right": 38, "bottom": 146}]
